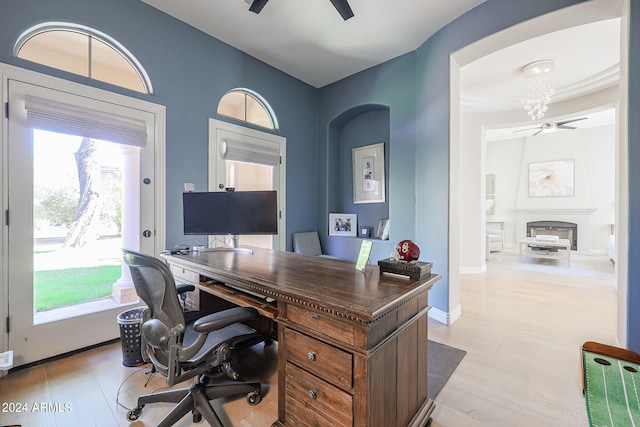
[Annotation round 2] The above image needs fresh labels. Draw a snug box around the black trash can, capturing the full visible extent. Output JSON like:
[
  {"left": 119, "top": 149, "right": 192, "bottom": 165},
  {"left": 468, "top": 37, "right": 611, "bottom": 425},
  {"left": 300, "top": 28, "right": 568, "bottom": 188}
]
[{"left": 117, "top": 307, "right": 147, "bottom": 367}]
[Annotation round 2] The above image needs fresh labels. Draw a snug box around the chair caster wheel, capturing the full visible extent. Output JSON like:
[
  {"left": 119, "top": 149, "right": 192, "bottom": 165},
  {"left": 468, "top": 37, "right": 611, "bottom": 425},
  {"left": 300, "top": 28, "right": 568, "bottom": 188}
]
[
  {"left": 426, "top": 417, "right": 433, "bottom": 426},
  {"left": 126, "top": 406, "right": 143, "bottom": 421},
  {"left": 247, "top": 390, "right": 261, "bottom": 405},
  {"left": 192, "top": 410, "right": 202, "bottom": 423}
]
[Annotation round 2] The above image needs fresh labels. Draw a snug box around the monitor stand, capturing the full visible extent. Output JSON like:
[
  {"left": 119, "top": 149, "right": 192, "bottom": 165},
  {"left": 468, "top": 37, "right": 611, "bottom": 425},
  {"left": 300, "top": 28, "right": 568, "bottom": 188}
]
[{"left": 196, "top": 235, "right": 253, "bottom": 254}]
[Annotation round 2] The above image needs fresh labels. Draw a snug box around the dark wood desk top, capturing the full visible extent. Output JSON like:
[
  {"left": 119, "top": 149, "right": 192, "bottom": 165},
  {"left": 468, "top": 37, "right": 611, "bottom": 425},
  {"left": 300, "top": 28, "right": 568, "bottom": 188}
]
[{"left": 164, "top": 247, "right": 440, "bottom": 325}]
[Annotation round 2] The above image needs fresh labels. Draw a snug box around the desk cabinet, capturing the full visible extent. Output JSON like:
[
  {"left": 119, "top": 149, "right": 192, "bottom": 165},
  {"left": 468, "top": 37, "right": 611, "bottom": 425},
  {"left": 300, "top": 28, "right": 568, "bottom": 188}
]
[{"left": 275, "top": 289, "right": 434, "bottom": 427}]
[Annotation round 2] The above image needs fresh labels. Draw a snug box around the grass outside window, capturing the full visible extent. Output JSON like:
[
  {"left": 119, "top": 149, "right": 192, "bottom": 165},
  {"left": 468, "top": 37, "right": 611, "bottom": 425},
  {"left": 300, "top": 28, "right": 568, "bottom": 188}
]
[{"left": 34, "top": 265, "right": 120, "bottom": 311}]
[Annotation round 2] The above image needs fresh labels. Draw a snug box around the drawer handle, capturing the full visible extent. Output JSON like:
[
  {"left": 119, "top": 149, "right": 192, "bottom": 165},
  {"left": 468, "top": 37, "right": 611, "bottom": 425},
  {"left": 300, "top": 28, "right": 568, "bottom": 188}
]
[
  {"left": 307, "top": 351, "right": 316, "bottom": 361},
  {"left": 308, "top": 389, "right": 318, "bottom": 399},
  {"left": 312, "top": 313, "right": 320, "bottom": 321}
]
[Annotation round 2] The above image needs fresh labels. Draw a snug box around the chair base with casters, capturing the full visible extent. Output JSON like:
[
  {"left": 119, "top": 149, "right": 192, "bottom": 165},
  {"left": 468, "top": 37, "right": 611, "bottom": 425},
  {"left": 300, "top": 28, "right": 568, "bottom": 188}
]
[{"left": 126, "top": 375, "right": 261, "bottom": 427}]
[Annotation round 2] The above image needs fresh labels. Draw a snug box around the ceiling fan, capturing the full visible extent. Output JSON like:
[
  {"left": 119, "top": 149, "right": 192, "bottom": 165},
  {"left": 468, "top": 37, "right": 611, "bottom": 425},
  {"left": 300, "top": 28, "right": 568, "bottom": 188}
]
[
  {"left": 513, "top": 117, "right": 587, "bottom": 136},
  {"left": 248, "top": 0, "right": 354, "bottom": 20}
]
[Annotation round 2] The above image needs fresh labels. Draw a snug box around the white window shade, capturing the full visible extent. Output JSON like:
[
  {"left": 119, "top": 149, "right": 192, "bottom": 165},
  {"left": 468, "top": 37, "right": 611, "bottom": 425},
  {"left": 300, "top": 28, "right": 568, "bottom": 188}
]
[
  {"left": 24, "top": 95, "right": 147, "bottom": 147},
  {"left": 220, "top": 138, "right": 279, "bottom": 166}
]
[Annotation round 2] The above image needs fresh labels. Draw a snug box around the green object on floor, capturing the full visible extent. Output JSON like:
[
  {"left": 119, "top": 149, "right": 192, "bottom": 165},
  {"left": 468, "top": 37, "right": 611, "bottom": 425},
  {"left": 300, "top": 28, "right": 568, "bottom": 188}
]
[{"left": 583, "top": 350, "right": 640, "bottom": 426}]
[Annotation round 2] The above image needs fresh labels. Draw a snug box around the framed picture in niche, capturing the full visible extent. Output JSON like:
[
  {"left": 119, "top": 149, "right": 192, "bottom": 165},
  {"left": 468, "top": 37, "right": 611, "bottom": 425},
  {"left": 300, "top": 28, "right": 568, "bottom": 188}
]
[
  {"left": 329, "top": 213, "right": 357, "bottom": 237},
  {"left": 376, "top": 218, "right": 389, "bottom": 239},
  {"left": 359, "top": 226, "right": 371, "bottom": 238},
  {"left": 352, "top": 142, "right": 386, "bottom": 204}
]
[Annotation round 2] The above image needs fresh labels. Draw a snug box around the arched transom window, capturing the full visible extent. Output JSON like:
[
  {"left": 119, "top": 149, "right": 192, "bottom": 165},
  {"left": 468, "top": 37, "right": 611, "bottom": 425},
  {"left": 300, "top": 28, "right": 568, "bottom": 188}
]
[
  {"left": 217, "top": 88, "right": 278, "bottom": 130},
  {"left": 14, "top": 22, "right": 153, "bottom": 94}
]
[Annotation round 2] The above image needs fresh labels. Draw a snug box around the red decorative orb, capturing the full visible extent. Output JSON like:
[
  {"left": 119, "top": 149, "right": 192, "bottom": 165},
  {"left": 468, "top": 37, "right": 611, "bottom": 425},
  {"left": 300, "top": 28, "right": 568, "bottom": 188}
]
[{"left": 395, "top": 240, "right": 420, "bottom": 262}]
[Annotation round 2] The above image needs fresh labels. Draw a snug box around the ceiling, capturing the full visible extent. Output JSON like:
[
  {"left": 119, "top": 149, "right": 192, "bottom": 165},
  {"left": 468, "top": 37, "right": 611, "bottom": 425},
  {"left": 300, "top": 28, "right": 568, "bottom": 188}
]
[
  {"left": 462, "top": 16, "right": 621, "bottom": 140},
  {"left": 460, "top": 18, "right": 620, "bottom": 114},
  {"left": 141, "top": 0, "right": 485, "bottom": 88},
  {"left": 141, "top": 0, "right": 621, "bottom": 135}
]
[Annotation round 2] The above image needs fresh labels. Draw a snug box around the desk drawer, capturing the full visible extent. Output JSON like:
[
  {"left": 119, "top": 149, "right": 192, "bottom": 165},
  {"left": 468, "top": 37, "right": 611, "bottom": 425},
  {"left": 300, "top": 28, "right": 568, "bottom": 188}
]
[
  {"left": 285, "top": 328, "right": 352, "bottom": 390},
  {"left": 287, "top": 305, "right": 355, "bottom": 346},
  {"left": 285, "top": 362, "right": 353, "bottom": 427},
  {"left": 170, "top": 265, "right": 197, "bottom": 283}
]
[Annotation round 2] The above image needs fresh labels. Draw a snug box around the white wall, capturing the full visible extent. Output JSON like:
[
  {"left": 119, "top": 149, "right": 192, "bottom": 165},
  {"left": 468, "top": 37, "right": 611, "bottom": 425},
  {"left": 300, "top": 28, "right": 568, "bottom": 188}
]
[
  {"left": 487, "top": 125, "right": 615, "bottom": 252},
  {"left": 459, "top": 114, "right": 486, "bottom": 272},
  {"left": 485, "top": 135, "right": 525, "bottom": 247}
]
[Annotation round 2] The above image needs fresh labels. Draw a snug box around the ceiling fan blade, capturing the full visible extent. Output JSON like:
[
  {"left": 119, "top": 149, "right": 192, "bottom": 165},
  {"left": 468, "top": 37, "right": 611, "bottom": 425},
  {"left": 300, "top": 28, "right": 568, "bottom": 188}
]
[
  {"left": 330, "top": 0, "right": 354, "bottom": 20},
  {"left": 513, "top": 126, "right": 542, "bottom": 133},
  {"left": 558, "top": 125, "right": 577, "bottom": 130},
  {"left": 555, "top": 117, "right": 587, "bottom": 126},
  {"left": 249, "top": 0, "right": 269, "bottom": 14},
  {"left": 532, "top": 129, "right": 543, "bottom": 136}
]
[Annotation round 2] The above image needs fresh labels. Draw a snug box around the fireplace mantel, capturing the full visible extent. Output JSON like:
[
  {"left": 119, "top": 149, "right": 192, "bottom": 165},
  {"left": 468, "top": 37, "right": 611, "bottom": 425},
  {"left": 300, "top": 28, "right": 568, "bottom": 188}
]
[{"left": 513, "top": 208, "right": 597, "bottom": 215}]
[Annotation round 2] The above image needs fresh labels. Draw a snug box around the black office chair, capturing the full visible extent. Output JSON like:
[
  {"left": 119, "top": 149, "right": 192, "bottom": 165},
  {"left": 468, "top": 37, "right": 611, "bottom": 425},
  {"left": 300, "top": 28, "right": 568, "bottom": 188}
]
[{"left": 122, "top": 249, "right": 262, "bottom": 427}]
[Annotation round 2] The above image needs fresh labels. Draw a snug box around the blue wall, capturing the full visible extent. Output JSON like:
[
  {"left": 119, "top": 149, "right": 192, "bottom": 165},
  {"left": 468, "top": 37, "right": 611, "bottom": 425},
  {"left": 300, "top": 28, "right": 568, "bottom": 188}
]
[
  {"left": 322, "top": 108, "right": 391, "bottom": 261},
  {"left": 320, "top": 53, "right": 418, "bottom": 263},
  {"left": 0, "top": 0, "right": 319, "bottom": 251}
]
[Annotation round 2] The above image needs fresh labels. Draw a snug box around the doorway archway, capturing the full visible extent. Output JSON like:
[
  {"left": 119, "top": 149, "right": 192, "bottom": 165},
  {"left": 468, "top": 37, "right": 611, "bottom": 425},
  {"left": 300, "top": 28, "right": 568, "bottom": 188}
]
[{"left": 448, "top": 1, "right": 628, "bottom": 346}]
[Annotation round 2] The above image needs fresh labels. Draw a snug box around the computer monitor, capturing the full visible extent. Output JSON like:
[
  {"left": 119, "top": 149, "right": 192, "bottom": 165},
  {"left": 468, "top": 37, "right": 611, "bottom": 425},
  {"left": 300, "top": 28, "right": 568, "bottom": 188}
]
[{"left": 182, "top": 190, "right": 278, "bottom": 237}]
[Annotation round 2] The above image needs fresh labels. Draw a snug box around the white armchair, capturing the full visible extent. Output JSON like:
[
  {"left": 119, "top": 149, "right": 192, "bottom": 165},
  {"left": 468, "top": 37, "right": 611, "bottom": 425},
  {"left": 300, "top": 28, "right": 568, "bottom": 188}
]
[{"left": 486, "top": 228, "right": 504, "bottom": 253}]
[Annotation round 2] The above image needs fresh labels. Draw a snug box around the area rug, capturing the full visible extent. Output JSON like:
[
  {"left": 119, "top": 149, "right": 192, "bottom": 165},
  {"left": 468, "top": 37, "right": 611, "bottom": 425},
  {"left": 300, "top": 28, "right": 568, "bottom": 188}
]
[{"left": 428, "top": 340, "right": 466, "bottom": 399}]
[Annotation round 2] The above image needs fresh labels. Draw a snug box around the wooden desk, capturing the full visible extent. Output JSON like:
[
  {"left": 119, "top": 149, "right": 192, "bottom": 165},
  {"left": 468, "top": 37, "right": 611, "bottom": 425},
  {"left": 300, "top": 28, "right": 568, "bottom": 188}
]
[{"left": 164, "top": 248, "right": 440, "bottom": 427}]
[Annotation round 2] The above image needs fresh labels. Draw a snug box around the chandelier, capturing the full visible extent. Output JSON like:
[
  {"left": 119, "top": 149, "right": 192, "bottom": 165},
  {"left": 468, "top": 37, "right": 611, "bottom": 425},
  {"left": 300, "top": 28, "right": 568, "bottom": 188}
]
[{"left": 520, "top": 60, "right": 555, "bottom": 121}]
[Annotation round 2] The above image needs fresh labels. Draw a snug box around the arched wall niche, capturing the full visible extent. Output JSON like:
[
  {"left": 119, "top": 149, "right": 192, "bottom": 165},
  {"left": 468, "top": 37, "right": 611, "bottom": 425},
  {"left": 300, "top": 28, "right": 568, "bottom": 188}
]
[{"left": 325, "top": 104, "right": 392, "bottom": 260}]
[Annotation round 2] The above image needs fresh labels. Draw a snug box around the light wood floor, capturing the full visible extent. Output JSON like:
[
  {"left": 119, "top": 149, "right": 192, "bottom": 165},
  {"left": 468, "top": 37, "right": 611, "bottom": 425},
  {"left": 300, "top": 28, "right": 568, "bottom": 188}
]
[{"left": 0, "top": 251, "right": 616, "bottom": 426}]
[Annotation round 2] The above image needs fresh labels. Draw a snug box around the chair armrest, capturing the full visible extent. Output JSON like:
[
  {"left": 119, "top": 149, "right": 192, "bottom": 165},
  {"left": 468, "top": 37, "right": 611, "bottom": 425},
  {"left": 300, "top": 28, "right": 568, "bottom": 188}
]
[
  {"left": 193, "top": 306, "right": 259, "bottom": 333},
  {"left": 176, "top": 283, "right": 196, "bottom": 295}
]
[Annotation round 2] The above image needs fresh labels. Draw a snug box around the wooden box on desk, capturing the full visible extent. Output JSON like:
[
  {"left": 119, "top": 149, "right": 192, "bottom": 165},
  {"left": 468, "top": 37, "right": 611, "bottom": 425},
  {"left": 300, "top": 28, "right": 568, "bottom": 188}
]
[{"left": 378, "top": 258, "right": 433, "bottom": 280}]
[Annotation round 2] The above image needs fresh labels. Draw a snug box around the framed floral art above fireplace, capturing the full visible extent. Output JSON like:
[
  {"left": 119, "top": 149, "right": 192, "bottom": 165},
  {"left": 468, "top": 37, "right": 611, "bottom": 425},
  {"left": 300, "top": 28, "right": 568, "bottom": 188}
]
[{"left": 528, "top": 159, "right": 575, "bottom": 197}]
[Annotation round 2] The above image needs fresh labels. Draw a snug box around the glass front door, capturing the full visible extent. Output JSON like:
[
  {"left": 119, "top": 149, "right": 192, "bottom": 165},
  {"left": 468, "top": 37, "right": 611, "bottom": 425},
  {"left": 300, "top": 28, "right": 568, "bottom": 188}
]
[{"left": 7, "top": 79, "right": 156, "bottom": 366}]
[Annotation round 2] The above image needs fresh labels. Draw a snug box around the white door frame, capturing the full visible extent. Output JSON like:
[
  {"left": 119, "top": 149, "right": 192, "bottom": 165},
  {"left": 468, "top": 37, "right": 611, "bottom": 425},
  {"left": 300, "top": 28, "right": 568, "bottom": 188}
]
[
  {"left": 0, "top": 62, "right": 166, "bottom": 366},
  {"left": 208, "top": 118, "right": 286, "bottom": 251}
]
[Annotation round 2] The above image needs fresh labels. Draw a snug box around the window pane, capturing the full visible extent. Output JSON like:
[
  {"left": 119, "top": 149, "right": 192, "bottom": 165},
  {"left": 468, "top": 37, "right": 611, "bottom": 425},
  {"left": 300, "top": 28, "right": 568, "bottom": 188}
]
[
  {"left": 18, "top": 31, "right": 89, "bottom": 77},
  {"left": 91, "top": 38, "right": 146, "bottom": 93},
  {"left": 218, "top": 91, "right": 246, "bottom": 121},
  {"left": 246, "top": 94, "right": 274, "bottom": 129},
  {"left": 225, "top": 160, "right": 274, "bottom": 249},
  {"left": 33, "top": 130, "right": 126, "bottom": 324},
  {"left": 15, "top": 24, "right": 152, "bottom": 94}
]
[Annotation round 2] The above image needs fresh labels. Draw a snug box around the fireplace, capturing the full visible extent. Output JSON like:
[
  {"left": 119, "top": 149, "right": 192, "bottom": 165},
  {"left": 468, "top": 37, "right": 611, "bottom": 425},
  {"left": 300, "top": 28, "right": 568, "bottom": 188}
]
[{"left": 526, "top": 220, "right": 577, "bottom": 250}]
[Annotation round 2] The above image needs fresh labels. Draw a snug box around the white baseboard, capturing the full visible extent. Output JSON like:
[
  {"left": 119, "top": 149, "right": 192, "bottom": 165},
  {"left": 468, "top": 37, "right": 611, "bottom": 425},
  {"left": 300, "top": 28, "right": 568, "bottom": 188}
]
[
  {"left": 460, "top": 265, "right": 486, "bottom": 274},
  {"left": 429, "top": 304, "right": 462, "bottom": 325}
]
